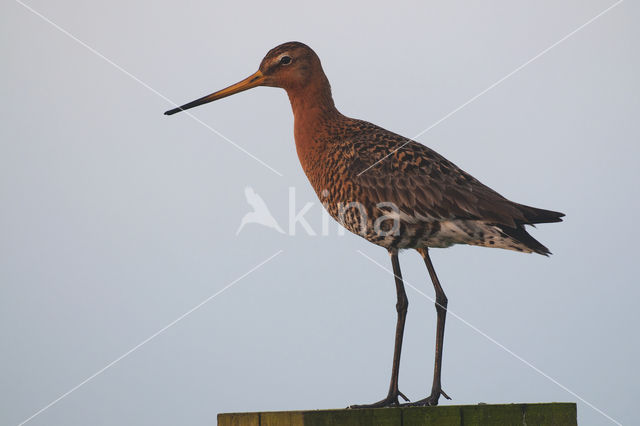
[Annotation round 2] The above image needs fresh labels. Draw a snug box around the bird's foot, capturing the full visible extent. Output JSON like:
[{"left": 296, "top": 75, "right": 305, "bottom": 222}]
[
  {"left": 401, "top": 388, "right": 451, "bottom": 407},
  {"left": 348, "top": 390, "right": 410, "bottom": 409}
]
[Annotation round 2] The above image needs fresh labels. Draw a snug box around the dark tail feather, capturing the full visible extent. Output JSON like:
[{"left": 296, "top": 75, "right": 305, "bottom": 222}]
[
  {"left": 516, "top": 203, "right": 565, "bottom": 224},
  {"left": 499, "top": 224, "right": 552, "bottom": 256}
]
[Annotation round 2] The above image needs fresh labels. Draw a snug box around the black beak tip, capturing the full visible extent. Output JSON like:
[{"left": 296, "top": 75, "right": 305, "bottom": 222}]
[{"left": 164, "top": 108, "right": 180, "bottom": 116}]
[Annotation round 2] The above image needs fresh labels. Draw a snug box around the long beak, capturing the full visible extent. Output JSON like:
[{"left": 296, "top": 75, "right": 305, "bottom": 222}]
[{"left": 164, "top": 70, "right": 265, "bottom": 116}]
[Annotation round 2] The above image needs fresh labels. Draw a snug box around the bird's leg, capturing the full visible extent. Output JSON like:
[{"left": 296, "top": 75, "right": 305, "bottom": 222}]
[
  {"left": 350, "top": 250, "right": 410, "bottom": 408},
  {"left": 403, "top": 247, "right": 452, "bottom": 407}
]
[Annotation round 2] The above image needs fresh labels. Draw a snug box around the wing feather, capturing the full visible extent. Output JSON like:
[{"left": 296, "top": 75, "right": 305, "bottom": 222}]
[{"left": 340, "top": 120, "right": 530, "bottom": 228}]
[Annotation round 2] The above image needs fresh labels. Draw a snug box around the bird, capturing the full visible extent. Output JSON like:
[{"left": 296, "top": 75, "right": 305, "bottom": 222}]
[{"left": 165, "top": 41, "right": 564, "bottom": 408}]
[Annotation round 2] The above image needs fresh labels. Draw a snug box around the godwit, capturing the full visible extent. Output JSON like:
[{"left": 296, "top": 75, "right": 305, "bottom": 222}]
[{"left": 165, "top": 42, "right": 564, "bottom": 408}]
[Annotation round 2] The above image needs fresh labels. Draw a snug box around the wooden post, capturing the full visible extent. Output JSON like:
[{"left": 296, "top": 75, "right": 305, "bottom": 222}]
[{"left": 218, "top": 403, "right": 577, "bottom": 426}]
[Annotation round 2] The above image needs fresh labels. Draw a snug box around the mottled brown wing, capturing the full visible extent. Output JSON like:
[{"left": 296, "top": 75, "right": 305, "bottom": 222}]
[{"left": 344, "top": 121, "right": 528, "bottom": 228}]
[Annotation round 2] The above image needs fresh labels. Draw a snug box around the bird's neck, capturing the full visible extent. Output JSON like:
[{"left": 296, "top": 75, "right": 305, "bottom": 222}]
[
  {"left": 286, "top": 75, "right": 342, "bottom": 173},
  {"left": 287, "top": 74, "right": 340, "bottom": 126}
]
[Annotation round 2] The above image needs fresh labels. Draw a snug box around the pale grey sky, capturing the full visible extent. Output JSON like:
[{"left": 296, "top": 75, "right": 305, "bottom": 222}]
[{"left": 1, "top": 1, "right": 638, "bottom": 425}]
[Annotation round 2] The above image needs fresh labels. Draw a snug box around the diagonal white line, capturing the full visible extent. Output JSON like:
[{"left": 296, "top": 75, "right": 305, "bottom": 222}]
[
  {"left": 16, "top": 250, "right": 284, "bottom": 426},
  {"left": 357, "top": 0, "right": 624, "bottom": 176},
  {"left": 357, "top": 249, "right": 622, "bottom": 426},
  {"left": 13, "top": 0, "right": 284, "bottom": 177}
]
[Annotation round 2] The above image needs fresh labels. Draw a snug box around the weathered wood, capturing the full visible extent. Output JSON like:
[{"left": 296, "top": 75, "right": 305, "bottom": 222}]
[
  {"left": 218, "top": 403, "right": 577, "bottom": 426},
  {"left": 217, "top": 412, "right": 260, "bottom": 426}
]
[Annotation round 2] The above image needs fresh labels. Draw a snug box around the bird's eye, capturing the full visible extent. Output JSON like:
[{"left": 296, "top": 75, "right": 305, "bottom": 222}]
[{"left": 280, "top": 56, "right": 292, "bottom": 65}]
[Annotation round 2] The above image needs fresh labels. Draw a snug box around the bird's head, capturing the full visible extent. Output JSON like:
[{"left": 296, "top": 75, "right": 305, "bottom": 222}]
[
  {"left": 164, "top": 42, "right": 322, "bottom": 116},
  {"left": 258, "top": 42, "right": 321, "bottom": 90}
]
